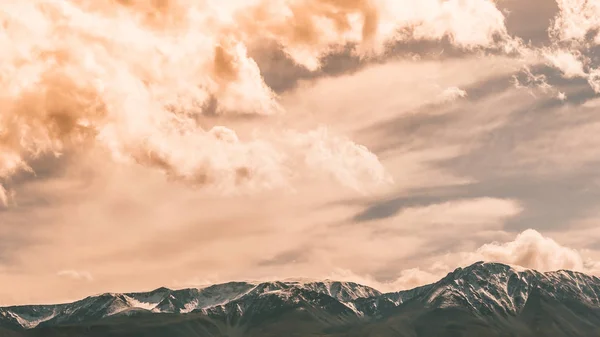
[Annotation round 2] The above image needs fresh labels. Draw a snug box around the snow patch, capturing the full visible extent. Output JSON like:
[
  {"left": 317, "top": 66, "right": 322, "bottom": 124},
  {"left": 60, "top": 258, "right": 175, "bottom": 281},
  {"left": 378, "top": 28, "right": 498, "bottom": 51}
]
[{"left": 124, "top": 296, "right": 159, "bottom": 312}]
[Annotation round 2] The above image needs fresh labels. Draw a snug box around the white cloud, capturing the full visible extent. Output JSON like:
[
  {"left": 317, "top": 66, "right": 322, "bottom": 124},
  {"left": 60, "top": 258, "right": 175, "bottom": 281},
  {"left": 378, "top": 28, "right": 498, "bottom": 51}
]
[
  {"left": 372, "top": 229, "right": 600, "bottom": 291},
  {"left": 57, "top": 270, "right": 94, "bottom": 282},
  {"left": 540, "top": 48, "right": 600, "bottom": 94},
  {"left": 388, "top": 0, "right": 513, "bottom": 50},
  {"left": 543, "top": 49, "right": 587, "bottom": 78},
  {"left": 0, "top": 0, "right": 520, "bottom": 198},
  {"left": 470, "top": 229, "right": 586, "bottom": 272},
  {"left": 393, "top": 198, "right": 522, "bottom": 228},
  {"left": 544, "top": 1, "right": 600, "bottom": 93},
  {"left": 283, "top": 127, "right": 393, "bottom": 191},
  {"left": 439, "top": 87, "right": 468, "bottom": 102},
  {"left": 550, "top": 0, "right": 600, "bottom": 43},
  {"left": 557, "top": 91, "right": 568, "bottom": 101},
  {"left": 588, "top": 67, "right": 600, "bottom": 93}
]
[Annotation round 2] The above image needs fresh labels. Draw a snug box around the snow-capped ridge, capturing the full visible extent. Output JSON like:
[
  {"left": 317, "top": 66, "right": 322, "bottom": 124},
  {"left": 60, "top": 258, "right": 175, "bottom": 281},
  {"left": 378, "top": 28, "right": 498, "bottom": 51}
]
[{"left": 3, "top": 263, "right": 600, "bottom": 330}]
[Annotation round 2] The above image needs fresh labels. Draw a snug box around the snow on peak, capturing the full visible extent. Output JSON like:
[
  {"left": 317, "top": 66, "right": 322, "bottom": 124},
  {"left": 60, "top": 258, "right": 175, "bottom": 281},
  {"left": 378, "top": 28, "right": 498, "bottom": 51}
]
[{"left": 4, "top": 264, "right": 600, "bottom": 330}]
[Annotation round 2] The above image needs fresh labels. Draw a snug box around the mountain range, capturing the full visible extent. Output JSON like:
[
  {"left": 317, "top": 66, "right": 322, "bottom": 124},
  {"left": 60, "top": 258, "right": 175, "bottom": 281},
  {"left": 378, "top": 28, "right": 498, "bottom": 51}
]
[{"left": 2, "top": 261, "right": 600, "bottom": 337}]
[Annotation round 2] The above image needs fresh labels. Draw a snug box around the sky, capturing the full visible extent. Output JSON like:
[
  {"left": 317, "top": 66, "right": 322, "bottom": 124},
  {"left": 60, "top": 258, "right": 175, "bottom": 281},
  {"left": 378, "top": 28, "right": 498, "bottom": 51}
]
[{"left": 1, "top": 0, "right": 600, "bottom": 305}]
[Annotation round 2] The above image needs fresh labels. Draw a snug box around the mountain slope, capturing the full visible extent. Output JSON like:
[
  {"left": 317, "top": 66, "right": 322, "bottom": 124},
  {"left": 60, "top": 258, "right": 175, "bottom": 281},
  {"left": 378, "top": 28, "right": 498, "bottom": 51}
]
[
  {"left": 3, "top": 262, "right": 600, "bottom": 337},
  {"left": 0, "top": 280, "right": 379, "bottom": 330}
]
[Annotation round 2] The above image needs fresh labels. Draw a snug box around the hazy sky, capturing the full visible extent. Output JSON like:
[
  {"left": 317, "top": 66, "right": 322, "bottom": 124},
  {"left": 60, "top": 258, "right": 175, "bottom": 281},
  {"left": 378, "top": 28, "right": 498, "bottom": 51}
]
[{"left": 1, "top": 0, "right": 600, "bottom": 305}]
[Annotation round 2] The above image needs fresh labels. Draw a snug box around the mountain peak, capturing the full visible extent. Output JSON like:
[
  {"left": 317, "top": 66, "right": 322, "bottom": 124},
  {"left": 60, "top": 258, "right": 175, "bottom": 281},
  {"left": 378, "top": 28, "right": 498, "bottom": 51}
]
[
  {"left": 3, "top": 264, "right": 600, "bottom": 334},
  {"left": 149, "top": 287, "right": 172, "bottom": 293},
  {"left": 451, "top": 261, "right": 516, "bottom": 275}
]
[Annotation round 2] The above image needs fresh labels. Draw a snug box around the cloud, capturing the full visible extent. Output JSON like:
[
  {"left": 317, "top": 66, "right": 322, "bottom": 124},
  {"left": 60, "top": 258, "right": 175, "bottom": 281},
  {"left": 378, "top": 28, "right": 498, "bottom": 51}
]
[
  {"left": 3, "top": 0, "right": 599, "bottom": 197},
  {"left": 417, "top": 229, "right": 599, "bottom": 286},
  {"left": 439, "top": 87, "right": 467, "bottom": 102},
  {"left": 543, "top": 49, "right": 586, "bottom": 78},
  {"left": 0, "top": 186, "right": 7, "bottom": 207},
  {"left": 57, "top": 270, "right": 94, "bottom": 282},
  {"left": 386, "top": 267, "right": 442, "bottom": 290},
  {"left": 541, "top": 1, "right": 600, "bottom": 93},
  {"left": 557, "top": 91, "right": 568, "bottom": 101},
  {"left": 320, "top": 267, "right": 440, "bottom": 293},
  {"left": 471, "top": 229, "right": 586, "bottom": 272},
  {"left": 0, "top": 0, "right": 521, "bottom": 196},
  {"left": 234, "top": 0, "right": 513, "bottom": 69},
  {"left": 589, "top": 68, "right": 600, "bottom": 93},
  {"left": 0, "top": 54, "right": 532, "bottom": 305},
  {"left": 390, "top": 198, "right": 522, "bottom": 228},
  {"left": 402, "top": 0, "right": 512, "bottom": 50},
  {"left": 8, "top": 1, "right": 600, "bottom": 304},
  {"left": 539, "top": 48, "right": 600, "bottom": 94},
  {"left": 550, "top": 0, "right": 600, "bottom": 43},
  {"left": 293, "top": 197, "right": 524, "bottom": 291},
  {"left": 511, "top": 65, "right": 568, "bottom": 98},
  {"left": 370, "top": 229, "right": 600, "bottom": 291},
  {"left": 282, "top": 127, "right": 393, "bottom": 190}
]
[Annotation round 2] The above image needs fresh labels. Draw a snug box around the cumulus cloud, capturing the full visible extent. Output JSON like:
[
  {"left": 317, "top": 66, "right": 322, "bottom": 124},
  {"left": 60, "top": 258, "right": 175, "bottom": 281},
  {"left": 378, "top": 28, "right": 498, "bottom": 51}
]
[
  {"left": 57, "top": 270, "right": 94, "bottom": 282},
  {"left": 0, "top": 0, "right": 521, "bottom": 196},
  {"left": 471, "top": 229, "right": 586, "bottom": 272},
  {"left": 540, "top": 48, "right": 600, "bottom": 93},
  {"left": 234, "top": 0, "right": 514, "bottom": 69},
  {"left": 373, "top": 229, "right": 600, "bottom": 291},
  {"left": 541, "top": 1, "right": 600, "bottom": 93},
  {"left": 550, "top": 0, "right": 600, "bottom": 43},
  {"left": 543, "top": 49, "right": 587, "bottom": 78},
  {"left": 2, "top": 0, "right": 600, "bottom": 196},
  {"left": 359, "top": 229, "right": 595, "bottom": 290}
]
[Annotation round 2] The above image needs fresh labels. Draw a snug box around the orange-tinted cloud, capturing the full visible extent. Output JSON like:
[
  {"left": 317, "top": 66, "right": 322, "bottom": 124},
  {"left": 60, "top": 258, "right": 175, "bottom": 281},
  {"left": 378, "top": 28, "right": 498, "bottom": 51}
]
[{"left": 0, "top": 0, "right": 518, "bottom": 197}]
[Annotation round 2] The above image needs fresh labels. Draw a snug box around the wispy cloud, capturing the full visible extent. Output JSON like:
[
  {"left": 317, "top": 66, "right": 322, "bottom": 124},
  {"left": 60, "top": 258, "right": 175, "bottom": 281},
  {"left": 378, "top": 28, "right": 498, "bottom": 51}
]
[
  {"left": 57, "top": 270, "right": 94, "bottom": 282},
  {"left": 3, "top": 0, "right": 600, "bottom": 306}
]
